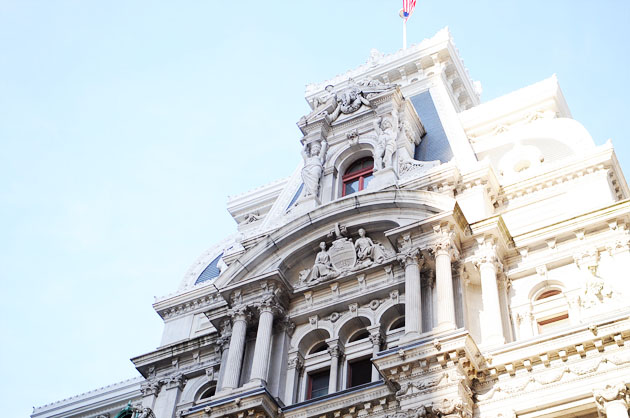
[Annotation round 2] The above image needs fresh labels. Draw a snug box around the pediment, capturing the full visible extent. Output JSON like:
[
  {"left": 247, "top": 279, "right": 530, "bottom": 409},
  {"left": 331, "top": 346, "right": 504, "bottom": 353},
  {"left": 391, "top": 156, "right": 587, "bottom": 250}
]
[{"left": 213, "top": 189, "right": 461, "bottom": 296}]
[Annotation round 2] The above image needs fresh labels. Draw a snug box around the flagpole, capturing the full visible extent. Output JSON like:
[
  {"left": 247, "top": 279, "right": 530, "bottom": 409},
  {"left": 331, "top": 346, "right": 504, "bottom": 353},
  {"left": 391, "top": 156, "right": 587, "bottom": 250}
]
[
  {"left": 399, "top": 8, "right": 407, "bottom": 50},
  {"left": 403, "top": 18, "right": 407, "bottom": 50}
]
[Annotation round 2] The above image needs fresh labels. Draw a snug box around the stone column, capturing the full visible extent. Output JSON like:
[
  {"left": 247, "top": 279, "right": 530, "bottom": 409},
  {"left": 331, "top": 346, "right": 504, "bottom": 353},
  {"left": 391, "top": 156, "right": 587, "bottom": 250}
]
[
  {"left": 594, "top": 383, "right": 630, "bottom": 418},
  {"left": 474, "top": 238, "right": 505, "bottom": 346},
  {"left": 327, "top": 339, "right": 342, "bottom": 394},
  {"left": 214, "top": 322, "right": 231, "bottom": 392},
  {"left": 397, "top": 233, "right": 424, "bottom": 340},
  {"left": 221, "top": 306, "right": 250, "bottom": 390},
  {"left": 249, "top": 300, "right": 282, "bottom": 385},
  {"left": 368, "top": 325, "right": 383, "bottom": 382},
  {"left": 431, "top": 226, "right": 458, "bottom": 332},
  {"left": 285, "top": 350, "right": 304, "bottom": 405}
]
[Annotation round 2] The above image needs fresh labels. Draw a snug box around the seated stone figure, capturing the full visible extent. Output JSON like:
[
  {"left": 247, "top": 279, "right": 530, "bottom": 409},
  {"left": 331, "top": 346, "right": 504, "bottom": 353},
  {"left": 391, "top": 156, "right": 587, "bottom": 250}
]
[
  {"left": 307, "top": 242, "right": 338, "bottom": 284},
  {"left": 354, "top": 228, "right": 386, "bottom": 267}
]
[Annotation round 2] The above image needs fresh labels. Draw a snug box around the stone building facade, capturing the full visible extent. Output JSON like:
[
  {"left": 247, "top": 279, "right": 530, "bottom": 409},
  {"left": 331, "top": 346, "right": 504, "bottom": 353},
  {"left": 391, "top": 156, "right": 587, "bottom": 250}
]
[{"left": 33, "top": 28, "right": 630, "bottom": 418}]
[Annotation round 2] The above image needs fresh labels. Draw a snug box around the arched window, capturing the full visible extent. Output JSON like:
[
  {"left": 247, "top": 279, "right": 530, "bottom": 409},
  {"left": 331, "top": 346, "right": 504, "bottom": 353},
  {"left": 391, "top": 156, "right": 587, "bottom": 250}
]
[
  {"left": 342, "top": 158, "right": 374, "bottom": 196},
  {"left": 389, "top": 317, "right": 405, "bottom": 331}
]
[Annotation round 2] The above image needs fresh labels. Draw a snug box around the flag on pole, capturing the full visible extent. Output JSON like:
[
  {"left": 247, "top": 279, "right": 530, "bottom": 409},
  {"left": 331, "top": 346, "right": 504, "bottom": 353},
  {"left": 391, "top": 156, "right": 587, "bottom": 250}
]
[{"left": 402, "top": 0, "right": 416, "bottom": 21}]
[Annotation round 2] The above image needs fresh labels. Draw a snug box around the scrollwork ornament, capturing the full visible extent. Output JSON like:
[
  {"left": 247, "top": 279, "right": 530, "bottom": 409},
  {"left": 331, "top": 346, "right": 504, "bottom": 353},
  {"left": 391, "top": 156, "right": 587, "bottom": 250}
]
[
  {"left": 593, "top": 382, "right": 630, "bottom": 414},
  {"left": 433, "top": 397, "right": 465, "bottom": 417}
]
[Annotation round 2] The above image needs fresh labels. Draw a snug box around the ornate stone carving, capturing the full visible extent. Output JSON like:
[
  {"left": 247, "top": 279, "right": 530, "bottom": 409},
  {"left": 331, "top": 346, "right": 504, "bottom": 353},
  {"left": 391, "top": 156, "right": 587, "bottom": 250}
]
[
  {"left": 431, "top": 226, "right": 459, "bottom": 260},
  {"left": 373, "top": 110, "right": 399, "bottom": 171},
  {"left": 163, "top": 373, "right": 186, "bottom": 391},
  {"left": 593, "top": 382, "right": 629, "bottom": 415},
  {"left": 243, "top": 211, "right": 261, "bottom": 224},
  {"left": 140, "top": 380, "right": 162, "bottom": 397},
  {"left": 134, "top": 407, "right": 156, "bottom": 418},
  {"left": 327, "top": 344, "right": 343, "bottom": 358},
  {"left": 256, "top": 281, "right": 285, "bottom": 316},
  {"left": 302, "top": 225, "right": 391, "bottom": 286},
  {"left": 473, "top": 240, "right": 502, "bottom": 272},
  {"left": 301, "top": 139, "right": 328, "bottom": 198},
  {"left": 306, "top": 241, "right": 339, "bottom": 284},
  {"left": 228, "top": 304, "right": 252, "bottom": 324},
  {"left": 397, "top": 232, "right": 422, "bottom": 264},
  {"left": 355, "top": 228, "right": 387, "bottom": 267},
  {"left": 287, "top": 355, "right": 304, "bottom": 371},
  {"left": 395, "top": 373, "right": 445, "bottom": 396},
  {"left": 574, "top": 248, "right": 613, "bottom": 308}
]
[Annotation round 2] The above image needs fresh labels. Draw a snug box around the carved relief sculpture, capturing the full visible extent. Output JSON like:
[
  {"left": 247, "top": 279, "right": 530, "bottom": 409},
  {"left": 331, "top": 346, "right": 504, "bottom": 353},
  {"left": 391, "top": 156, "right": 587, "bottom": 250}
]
[
  {"left": 301, "top": 139, "right": 328, "bottom": 198},
  {"left": 307, "top": 242, "right": 339, "bottom": 284},
  {"left": 355, "top": 228, "right": 387, "bottom": 267},
  {"left": 301, "top": 225, "right": 392, "bottom": 287}
]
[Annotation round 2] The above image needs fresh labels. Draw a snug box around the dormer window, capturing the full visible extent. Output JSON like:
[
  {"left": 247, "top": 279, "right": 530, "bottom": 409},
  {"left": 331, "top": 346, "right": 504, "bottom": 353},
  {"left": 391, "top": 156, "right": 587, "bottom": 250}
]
[{"left": 342, "top": 157, "right": 374, "bottom": 196}]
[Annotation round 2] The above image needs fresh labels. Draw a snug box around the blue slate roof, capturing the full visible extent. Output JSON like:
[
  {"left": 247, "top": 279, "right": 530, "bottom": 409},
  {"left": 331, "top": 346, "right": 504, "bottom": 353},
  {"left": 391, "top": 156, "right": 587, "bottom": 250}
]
[
  {"left": 286, "top": 183, "right": 304, "bottom": 210},
  {"left": 410, "top": 91, "right": 454, "bottom": 163},
  {"left": 195, "top": 252, "right": 223, "bottom": 285}
]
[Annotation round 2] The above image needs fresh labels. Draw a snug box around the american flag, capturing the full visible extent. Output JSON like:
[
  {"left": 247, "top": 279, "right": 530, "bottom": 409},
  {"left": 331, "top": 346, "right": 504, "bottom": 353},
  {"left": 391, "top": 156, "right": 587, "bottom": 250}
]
[{"left": 402, "top": 0, "right": 416, "bottom": 21}]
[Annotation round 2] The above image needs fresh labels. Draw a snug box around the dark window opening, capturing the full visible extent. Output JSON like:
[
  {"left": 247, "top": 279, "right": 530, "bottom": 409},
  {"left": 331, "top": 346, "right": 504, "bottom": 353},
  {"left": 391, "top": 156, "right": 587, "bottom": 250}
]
[
  {"left": 389, "top": 317, "right": 405, "bottom": 331},
  {"left": 342, "top": 158, "right": 374, "bottom": 196},
  {"left": 348, "top": 329, "right": 370, "bottom": 343},
  {"left": 199, "top": 385, "right": 216, "bottom": 400},
  {"left": 309, "top": 341, "right": 328, "bottom": 355},
  {"left": 348, "top": 357, "right": 372, "bottom": 388},
  {"left": 307, "top": 369, "right": 329, "bottom": 399}
]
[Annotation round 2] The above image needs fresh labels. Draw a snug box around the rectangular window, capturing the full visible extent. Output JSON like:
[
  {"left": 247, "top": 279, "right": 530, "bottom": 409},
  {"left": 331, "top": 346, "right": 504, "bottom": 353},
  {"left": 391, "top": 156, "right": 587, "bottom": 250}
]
[
  {"left": 348, "top": 357, "right": 372, "bottom": 388},
  {"left": 537, "top": 313, "right": 569, "bottom": 333},
  {"left": 307, "top": 369, "right": 329, "bottom": 400}
]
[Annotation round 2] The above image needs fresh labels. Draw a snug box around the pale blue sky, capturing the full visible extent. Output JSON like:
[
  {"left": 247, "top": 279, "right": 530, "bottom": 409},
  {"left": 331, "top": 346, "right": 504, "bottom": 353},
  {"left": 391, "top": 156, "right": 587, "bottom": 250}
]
[{"left": 1, "top": 1, "right": 629, "bottom": 416}]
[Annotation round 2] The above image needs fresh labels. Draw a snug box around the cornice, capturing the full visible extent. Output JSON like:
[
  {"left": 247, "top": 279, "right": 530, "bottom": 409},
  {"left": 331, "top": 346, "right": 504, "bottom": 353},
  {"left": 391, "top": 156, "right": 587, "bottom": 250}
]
[
  {"left": 153, "top": 284, "right": 226, "bottom": 321},
  {"left": 131, "top": 333, "right": 219, "bottom": 371},
  {"left": 460, "top": 75, "right": 571, "bottom": 140},
  {"left": 497, "top": 143, "right": 627, "bottom": 204},
  {"left": 511, "top": 199, "right": 630, "bottom": 250}
]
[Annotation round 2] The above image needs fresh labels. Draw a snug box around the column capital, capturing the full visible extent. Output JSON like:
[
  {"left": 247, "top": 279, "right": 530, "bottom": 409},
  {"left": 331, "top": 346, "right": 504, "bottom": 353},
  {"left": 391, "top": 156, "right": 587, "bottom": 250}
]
[
  {"left": 431, "top": 396, "right": 472, "bottom": 418},
  {"left": 397, "top": 248, "right": 423, "bottom": 267},
  {"left": 430, "top": 225, "right": 459, "bottom": 260},
  {"left": 593, "top": 382, "right": 629, "bottom": 414},
  {"left": 472, "top": 237, "right": 502, "bottom": 271},
  {"left": 396, "top": 232, "right": 424, "bottom": 267},
  {"left": 287, "top": 351, "right": 304, "bottom": 371},
  {"left": 257, "top": 298, "right": 284, "bottom": 316},
  {"left": 228, "top": 304, "right": 252, "bottom": 324},
  {"left": 256, "top": 280, "right": 286, "bottom": 315},
  {"left": 162, "top": 373, "right": 186, "bottom": 391},
  {"left": 140, "top": 380, "right": 163, "bottom": 397},
  {"left": 326, "top": 339, "right": 344, "bottom": 358},
  {"left": 368, "top": 324, "right": 384, "bottom": 347}
]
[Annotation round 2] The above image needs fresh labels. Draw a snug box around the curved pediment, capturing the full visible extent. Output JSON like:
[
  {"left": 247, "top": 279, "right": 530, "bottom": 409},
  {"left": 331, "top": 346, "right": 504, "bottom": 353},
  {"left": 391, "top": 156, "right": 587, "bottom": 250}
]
[{"left": 214, "top": 189, "right": 459, "bottom": 295}]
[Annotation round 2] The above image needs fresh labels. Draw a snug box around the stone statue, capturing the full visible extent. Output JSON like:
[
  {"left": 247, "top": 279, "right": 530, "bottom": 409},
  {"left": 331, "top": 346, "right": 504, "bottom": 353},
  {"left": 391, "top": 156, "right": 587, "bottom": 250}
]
[
  {"left": 354, "top": 228, "right": 386, "bottom": 266},
  {"left": 373, "top": 110, "right": 399, "bottom": 171},
  {"left": 308, "top": 242, "right": 338, "bottom": 284},
  {"left": 301, "top": 140, "right": 328, "bottom": 198}
]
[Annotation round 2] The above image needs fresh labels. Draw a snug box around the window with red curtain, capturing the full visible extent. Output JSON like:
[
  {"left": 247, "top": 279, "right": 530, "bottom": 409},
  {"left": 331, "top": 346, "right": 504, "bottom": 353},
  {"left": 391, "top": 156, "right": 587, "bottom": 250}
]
[{"left": 342, "top": 158, "right": 374, "bottom": 196}]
